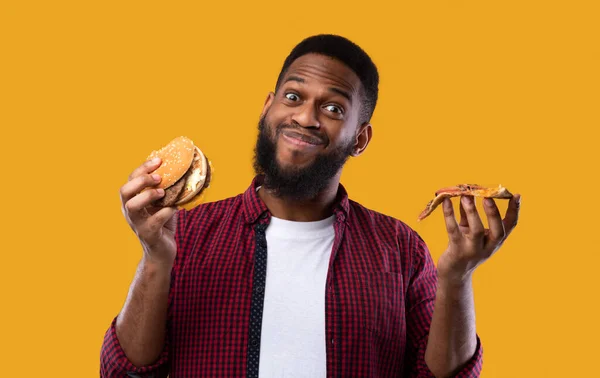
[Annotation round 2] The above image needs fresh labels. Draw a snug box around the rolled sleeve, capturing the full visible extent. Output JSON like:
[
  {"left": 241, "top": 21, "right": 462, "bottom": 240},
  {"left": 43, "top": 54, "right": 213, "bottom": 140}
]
[
  {"left": 412, "top": 334, "right": 483, "bottom": 377},
  {"left": 100, "top": 317, "right": 169, "bottom": 378}
]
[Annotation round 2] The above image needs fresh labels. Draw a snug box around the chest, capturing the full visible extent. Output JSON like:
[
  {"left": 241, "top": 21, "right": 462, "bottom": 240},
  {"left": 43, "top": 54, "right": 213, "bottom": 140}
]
[{"left": 169, "top": 223, "right": 408, "bottom": 375}]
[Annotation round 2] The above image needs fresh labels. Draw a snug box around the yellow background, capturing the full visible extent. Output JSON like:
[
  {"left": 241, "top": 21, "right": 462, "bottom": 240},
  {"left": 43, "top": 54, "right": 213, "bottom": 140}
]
[{"left": 1, "top": 1, "right": 598, "bottom": 376}]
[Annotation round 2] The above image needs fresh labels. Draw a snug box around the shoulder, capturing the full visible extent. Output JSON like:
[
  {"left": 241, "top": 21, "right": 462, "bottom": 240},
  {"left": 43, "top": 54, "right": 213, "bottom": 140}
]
[
  {"left": 172, "top": 193, "right": 245, "bottom": 268},
  {"left": 177, "top": 193, "right": 244, "bottom": 232},
  {"left": 347, "top": 199, "right": 430, "bottom": 261},
  {"left": 348, "top": 200, "right": 435, "bottom": 283},
  {"left": 348, "top": 199, "right": 424, "bottom": 243}
]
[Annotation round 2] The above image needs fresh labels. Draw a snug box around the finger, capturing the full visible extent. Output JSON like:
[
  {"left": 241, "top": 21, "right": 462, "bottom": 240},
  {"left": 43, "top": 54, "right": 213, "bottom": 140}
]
[
  {"left": 128, "top": 157, "right": 162, "bottom": 181},
  {"left": 503, "top": 194, "right": 521, "bottom": 237},
  {"left": 442, "top": 198, "right": 461, "bottom": 241},
  {"left": 146, "top": 207, "right": 178, "bottom": 234},
  {"left": 120, "top": 173, "right": 162, "bottom": 203},
  {"left": 140, "top": 207, "right": 178, "bottom": 247},
  {"left": 459, "top": 200, "right": 469, "bottom": 228},
  {"left": 483, "top": 198, "right": 506, "bottom": 241},
  {"left": 461, "top": 196, "right": 485, "bottom": 236},
  {"left": 124, "top": 187, "right": 165, "bottom": 224}
]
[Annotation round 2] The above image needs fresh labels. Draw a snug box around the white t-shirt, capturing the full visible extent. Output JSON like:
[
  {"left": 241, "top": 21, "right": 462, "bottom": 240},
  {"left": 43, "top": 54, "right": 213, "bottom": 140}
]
[{"left": 258, "top": 214, "right": 335, "bottom": 378}]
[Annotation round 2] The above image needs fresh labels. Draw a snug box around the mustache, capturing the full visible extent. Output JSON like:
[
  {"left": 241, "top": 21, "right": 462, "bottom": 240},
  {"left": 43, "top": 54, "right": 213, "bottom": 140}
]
[{"left": 275, "top": 123, "right": 328, "bottom": 145}]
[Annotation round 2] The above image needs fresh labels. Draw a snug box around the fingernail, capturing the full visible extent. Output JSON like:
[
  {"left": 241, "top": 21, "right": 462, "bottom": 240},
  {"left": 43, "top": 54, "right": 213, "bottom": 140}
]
[
  {"left": 152, "top": 157, "right": 161, "bottom": 164},
  {"left": 461, "top": 196, "right": 470, "bottom": 206},
  {"left": 157, "top": 188, "right": 165, "bottom": 196},
  {"left": 484, "top": 198, "right": 494, "bottom": 207},
  {"left": 152, "top": 174, "right": 161, "bottom": 181}
]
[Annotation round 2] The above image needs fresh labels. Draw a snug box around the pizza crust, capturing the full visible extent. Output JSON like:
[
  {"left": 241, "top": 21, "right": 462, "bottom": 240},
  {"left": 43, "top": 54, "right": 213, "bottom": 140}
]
[{"left": 418, "top": 184, "right": 513, "bottom": 221}]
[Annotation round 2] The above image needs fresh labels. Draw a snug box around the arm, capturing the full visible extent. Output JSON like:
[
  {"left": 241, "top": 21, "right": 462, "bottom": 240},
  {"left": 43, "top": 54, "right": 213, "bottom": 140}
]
[
  {"left": 402, "top": 237, "right": 482, "bottom": 378},
  {"left": 424, "top": 275, "right": 478, "bottom": 377},
  {"left": 424, "top": 194, "right": 521, "bottom": 377},
  {"left": 100, "top": 158, "right": 183, "bottom": 377},
  {"left": 117, "top": 259, "right": 172, "bottom": 365},
  {"left": 100, "top": 260, "right": 173, "bottom": 378}
]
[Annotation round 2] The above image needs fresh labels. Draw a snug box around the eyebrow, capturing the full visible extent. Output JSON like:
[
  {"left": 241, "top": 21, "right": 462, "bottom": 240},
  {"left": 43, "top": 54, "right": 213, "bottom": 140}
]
[{"left": 284, "top": 75, "right": 353, "bottom": 104}]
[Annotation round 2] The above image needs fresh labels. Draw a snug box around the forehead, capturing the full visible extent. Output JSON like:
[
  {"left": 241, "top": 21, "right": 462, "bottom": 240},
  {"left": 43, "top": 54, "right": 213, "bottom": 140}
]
[{"left": 283, "top": 53, "right": 361, "bottom": 96}]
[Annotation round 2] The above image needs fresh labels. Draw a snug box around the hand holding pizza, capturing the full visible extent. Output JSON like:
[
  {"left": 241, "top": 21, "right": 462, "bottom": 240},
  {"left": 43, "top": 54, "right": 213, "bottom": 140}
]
[{"left": 420, "top": 184, "right": 522, "bottom": 284}]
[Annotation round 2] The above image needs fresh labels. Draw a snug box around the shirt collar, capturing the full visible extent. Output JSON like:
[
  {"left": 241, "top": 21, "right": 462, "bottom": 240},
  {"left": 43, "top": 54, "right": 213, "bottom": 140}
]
[{"left": 242, "top": 175, "right": 350, "bottom": 225}]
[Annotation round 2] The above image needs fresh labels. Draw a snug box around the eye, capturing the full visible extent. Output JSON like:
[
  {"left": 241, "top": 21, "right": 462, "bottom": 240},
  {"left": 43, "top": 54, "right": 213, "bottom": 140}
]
[
  {"left": 324, "top": 104, "right": 343, "bottom": 114},
  {"left": 285, "top": 93, "right": 300, "bottom": 102}
]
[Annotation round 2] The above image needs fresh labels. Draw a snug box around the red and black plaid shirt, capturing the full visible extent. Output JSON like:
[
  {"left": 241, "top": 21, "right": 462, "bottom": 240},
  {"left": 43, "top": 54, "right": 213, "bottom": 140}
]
[{"left": 101, "top": 176, "right": 483, "bottom": 377}]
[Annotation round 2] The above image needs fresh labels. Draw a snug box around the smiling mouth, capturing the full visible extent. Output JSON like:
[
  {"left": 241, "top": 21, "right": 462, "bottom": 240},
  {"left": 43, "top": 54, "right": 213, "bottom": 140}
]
[{"left": 280, "top": 130, "right": 325, "bottom": 146}]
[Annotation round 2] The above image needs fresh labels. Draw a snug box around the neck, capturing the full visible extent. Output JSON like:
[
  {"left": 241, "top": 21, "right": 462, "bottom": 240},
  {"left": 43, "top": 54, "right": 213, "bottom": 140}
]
[{"left": 257, "top": 174, "right": 341, "bottom": 222}]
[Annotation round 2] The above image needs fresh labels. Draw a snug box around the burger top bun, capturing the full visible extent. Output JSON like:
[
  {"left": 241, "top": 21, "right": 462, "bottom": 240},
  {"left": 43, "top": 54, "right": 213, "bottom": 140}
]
[{"left": 147, "top": 136, "right": 195, "bottom": 189}]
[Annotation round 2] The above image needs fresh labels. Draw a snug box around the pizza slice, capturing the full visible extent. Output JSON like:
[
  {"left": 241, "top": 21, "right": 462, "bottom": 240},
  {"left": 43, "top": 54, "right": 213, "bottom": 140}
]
[{"left": 418, "top": 184, "right": 513, "bottom": 221}]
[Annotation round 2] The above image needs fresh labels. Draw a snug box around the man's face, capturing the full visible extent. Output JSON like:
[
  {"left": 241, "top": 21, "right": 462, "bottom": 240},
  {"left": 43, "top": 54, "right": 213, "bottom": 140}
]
[{"left": 253, "top": 53, "right": 369, "bottom": 200}]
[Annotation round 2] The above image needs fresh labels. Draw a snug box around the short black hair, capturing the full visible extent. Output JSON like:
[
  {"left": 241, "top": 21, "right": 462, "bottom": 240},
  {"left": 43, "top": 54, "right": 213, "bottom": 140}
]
[{"left": 275, "top": 34, "right": 379, "bottom": 124}]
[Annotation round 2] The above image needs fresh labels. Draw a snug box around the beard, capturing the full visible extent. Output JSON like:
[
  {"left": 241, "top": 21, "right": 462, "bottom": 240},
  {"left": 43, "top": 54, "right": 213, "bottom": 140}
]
[{"left": 253, "top": 115, "right": 354, "bottom": 201}]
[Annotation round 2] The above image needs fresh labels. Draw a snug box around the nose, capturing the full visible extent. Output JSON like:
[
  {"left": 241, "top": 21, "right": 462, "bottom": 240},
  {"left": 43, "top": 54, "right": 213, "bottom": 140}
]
[{"left": 291, "top": 102, "right": 320, "bottom": 129}]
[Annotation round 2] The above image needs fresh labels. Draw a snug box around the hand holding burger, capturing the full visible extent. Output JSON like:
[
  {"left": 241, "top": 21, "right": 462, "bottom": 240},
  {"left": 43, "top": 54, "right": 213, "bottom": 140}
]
[{"left": 119, "top": 136, "right": 212, "bottom": 265}]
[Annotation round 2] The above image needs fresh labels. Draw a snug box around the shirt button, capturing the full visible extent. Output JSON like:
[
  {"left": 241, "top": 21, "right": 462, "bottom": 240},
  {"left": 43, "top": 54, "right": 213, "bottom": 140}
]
[
  {"left": 331, "top": 338, "right": 335, "bottom": 345},
  {"left": 256, "top": 285, "right": 264, "bottom": 293},
  {"left": 252, "top": 338, "right": 259, "bottom": 347},
  {"left": 260, "top": 212, "right": 268, "bottom": 219}
]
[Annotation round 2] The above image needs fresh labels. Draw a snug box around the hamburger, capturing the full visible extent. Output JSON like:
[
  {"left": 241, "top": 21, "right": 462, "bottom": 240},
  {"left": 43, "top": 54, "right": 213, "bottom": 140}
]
[{"left": 146, "top": 136, "right": 212, "bottom": 210}]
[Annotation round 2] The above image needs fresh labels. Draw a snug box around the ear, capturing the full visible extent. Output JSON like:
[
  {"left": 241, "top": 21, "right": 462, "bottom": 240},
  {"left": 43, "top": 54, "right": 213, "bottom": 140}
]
[
  {"left": 260, "top": 92, "right": 275, "bottom": 119},
  {"left": 351, "top": 122, "right": 373, "bottom": 157}
]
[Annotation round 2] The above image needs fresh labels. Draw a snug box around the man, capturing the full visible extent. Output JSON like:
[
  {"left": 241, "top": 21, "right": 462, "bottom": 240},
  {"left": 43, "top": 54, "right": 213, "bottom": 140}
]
[{"left": 101, "top": 34, "right": 521, "bottom": 377}]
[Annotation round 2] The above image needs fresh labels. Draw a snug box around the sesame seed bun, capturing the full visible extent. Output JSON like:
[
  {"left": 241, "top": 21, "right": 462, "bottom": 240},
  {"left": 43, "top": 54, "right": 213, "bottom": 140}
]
[
  {"left": 147, "top": 136, "right": 196, "bottom": 189},
  {"left": 146, "top": 136, "right": 212, "bottom": 209}
]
